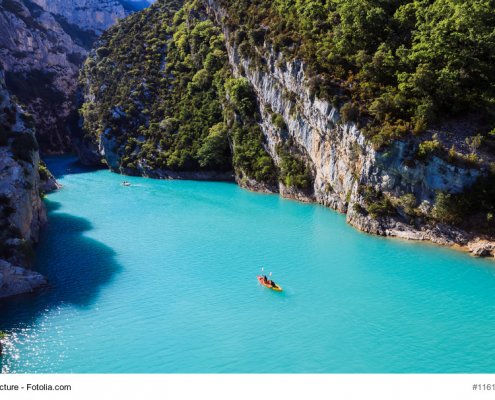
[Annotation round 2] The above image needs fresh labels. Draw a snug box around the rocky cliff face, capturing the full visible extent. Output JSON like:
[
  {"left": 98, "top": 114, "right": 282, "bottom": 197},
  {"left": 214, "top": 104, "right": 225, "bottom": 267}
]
[
  {"left": 0, "top": 69, "right": 49, "bottom": 298},
  {"left": 0, "top": 0, "right": 152, "bottom": 153},
  {"left": 0, "top": 0, "right": 89, "bottom": 151},
  {"left": 205, "top": 0, "right": 494, "bottom": 255},
  {"left": 79, "top": 0, "right": 495, "bottom": 258},
  {"left": 30, "top": 0, "right": 126, "bottom": 35},
  {"left": 30, "top": 0, "right": 155, "bottom": 35}
]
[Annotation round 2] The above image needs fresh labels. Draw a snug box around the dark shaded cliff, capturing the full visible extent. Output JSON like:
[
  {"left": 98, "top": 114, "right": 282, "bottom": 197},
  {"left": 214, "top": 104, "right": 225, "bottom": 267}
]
[
  {"left": 0, "top": 0, "right": 152, "bottom": 153},
  {"left": 0, "top": 68, "right": 50, "bottom": 298}
]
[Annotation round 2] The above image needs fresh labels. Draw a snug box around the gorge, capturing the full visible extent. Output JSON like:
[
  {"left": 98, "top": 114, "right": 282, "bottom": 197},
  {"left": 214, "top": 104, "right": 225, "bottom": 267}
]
[
  {"left": 0, "top": 0, "right": 495, "bottom": 334},
  {"left": 0, "top": 0, "right": 151, "bottom": 298},
  {"left": 78, "top": 0, "right": 495, "bottom": 256},
  {"left": 0, "top": 0, "right": 495, "bottom": 373}
]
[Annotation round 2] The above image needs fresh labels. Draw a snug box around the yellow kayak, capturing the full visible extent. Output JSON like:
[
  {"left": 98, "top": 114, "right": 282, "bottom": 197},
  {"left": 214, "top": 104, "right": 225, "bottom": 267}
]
[{"left": 257, "top": 276, "right": 282, "bottom": 291}]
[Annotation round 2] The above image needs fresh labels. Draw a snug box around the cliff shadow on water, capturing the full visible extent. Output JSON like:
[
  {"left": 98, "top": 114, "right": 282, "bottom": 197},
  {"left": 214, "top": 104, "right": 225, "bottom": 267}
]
[{"left": 0, "top": 198, "right": 123, "bottom": 332}]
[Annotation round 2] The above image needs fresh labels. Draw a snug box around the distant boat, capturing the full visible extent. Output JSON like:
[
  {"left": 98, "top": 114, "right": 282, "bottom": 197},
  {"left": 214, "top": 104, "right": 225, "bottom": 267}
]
[{"left": 121, "top": 181, "right": 131, "bottom": 186}]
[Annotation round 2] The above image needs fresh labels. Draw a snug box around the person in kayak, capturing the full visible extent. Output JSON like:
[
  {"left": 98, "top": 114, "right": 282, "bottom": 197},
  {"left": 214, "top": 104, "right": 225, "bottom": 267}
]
[{"left": 262, "top": 275, "right": 277, "bottom": 287}]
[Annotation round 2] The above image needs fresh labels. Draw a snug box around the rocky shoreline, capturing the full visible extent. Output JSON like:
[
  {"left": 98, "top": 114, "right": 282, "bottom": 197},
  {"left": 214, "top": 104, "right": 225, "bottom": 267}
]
[
  {"left": 72, "top": 0, "right": 495, "bottom": 263},
  {"left": 205, "top": 0, "right": 495, "bottom": 261},
  {"left": 239, "top": 173, "right": 495, "bottom": 259},
  {"left": 347, "top": 212, "right": 495, "bottom": 258}
]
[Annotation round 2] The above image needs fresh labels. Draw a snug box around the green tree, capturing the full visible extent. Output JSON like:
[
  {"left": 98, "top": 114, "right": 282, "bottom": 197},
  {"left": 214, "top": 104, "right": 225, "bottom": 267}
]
[{"left": 197, "top": 123, "right": 231, "bottom": 169}]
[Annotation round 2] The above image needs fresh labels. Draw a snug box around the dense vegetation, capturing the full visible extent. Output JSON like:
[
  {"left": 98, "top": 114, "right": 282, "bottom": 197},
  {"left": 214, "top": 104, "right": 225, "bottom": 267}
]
[
  {"left": 81, "top": 0, "right": 230, "bottom": 171},
  {"left": 79, "top": 0, "right": 495, "bottom": 234},
  {"left": 225, "top": 77, "right": 278, "bottom": 184},
  {"left": 220, "top": 0, "right": 495, "bottom": 148},
  {"left": 81, "top": 0, "right": 280, "bottom": 184},
  {"left": 358, "top": 176, "right": 495, "bottom": 234},
  {"left": 431, "top": 177, "right": 495, "bottom": 233},
  {"left": 82, "top": 0, "right": 495, "bottom": 170},
  {"left": 276, "top": 141, "right": 313, "bottom": 190}
]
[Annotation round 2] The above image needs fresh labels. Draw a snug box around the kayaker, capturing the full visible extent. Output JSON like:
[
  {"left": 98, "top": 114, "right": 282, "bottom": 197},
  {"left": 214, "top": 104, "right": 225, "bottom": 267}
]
[{"left": 263, "top": 275, "right": 268, "bottom": 283}]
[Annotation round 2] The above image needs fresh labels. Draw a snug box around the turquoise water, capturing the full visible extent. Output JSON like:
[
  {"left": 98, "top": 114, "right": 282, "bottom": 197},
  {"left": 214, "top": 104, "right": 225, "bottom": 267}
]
[{"left": 1, "top": 156, "right": 495, "bottom": 373}]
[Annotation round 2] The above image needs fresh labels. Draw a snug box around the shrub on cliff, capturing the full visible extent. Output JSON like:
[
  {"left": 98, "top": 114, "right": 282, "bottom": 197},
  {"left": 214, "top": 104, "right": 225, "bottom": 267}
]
[
  {"left": 219, "top": 0, "right": 495, "bottom": 144},
  {"left": 231, "top": 124, "right": 278, "bottom": 185},
  {"left": 80, "top": 0, "right": 231, "bottom": 172},
  {"left": 223, "top": 77, "right": 278, "bottom": 184},
  {"left": 38, "top": 160, "right": 50, "bottom": 181},
  {"left": 367, "top": 198, "right": 395, "bottom": 219},
  {"left": 416, "top": 137, "right": 442, "bottom": 160},
  {"left": 197, "top": 123, "right": 231, "bottom": 169},
  {"left": 432, "top": 191, "right": 465, "bottom": 224},
  {"left": 340, "top": 102, "right": 360, "bottom": 124},
  {"left": 276, "top": 144, "right": 313, "bottom": 190},
  {"left": 430, "top": 174, "right": 495, "bottom": 232},
  {"left": 225, "top": 78, "right": 257, "bottom": 119},
  {"left": 272, "top": 113, "right": 287, "bottom": 131},
  {"left": 359, "top": 184, "right": 396, "bottom": 217}
]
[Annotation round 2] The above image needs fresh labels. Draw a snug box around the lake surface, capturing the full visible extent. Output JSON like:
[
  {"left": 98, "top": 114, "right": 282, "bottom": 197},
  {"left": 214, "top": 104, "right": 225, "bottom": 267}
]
[{"left": 1, "top": 155, "right": 495, "bottom": 373}]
